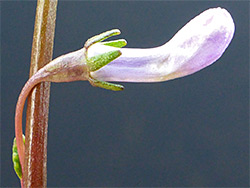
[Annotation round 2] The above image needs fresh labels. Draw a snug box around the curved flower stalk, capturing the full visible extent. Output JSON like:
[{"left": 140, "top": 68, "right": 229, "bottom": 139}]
[
  {"left": 14, "top": 29, "right": 126, "bottom": 179},
  {"left": 14, "top": 7, "right": 234, "bottom": 181},
  {"left": 90, "top": 7, "right": 235, "bottom": 82}
]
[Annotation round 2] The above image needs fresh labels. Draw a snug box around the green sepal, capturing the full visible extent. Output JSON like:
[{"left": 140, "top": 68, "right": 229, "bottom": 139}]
[
  {"left": 87, "top": 50, "right": 122, "bottom": 72},
  {"left": 88, "top": 77, "right": 124, "bottom": 91},
  {"left": 102, "top": 39, "right": 127, "bottom": 48},
  {"left": 84, "top": 29, "right": 126, "bottom": 91},
  {"left": 84, "top": 29, "right": 121, "bottom": 49},
  {"left": 12, "top": 135, "right": 25, "bottom": 180}
]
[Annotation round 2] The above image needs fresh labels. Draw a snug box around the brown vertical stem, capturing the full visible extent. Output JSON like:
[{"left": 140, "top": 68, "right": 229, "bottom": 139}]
[{"left": 23, "top": 0, "right": 57, "bottom": 187}]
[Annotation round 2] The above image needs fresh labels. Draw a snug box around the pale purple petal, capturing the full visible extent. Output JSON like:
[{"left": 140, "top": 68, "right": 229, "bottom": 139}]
[{"left": 89, "top": 7, "right": 235, "bottom": 82}]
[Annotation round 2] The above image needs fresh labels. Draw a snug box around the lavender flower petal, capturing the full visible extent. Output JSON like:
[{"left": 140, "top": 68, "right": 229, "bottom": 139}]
[{"left": 89, "top": 7, "right": 235, "bottom": 82}]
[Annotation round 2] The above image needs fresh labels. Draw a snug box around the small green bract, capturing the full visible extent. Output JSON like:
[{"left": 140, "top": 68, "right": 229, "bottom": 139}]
[{"left": 12, "top": 135, "right": 25, "bottom": 179}]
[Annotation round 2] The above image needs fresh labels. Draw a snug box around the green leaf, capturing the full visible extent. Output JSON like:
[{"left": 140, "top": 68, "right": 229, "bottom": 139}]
[
  {"left": 102, "top": 39, "right": 127, "bottom": 48},
  {"left": 12, "top": 135, "right": 25, "bottom": 179},
  {"left": 87, "top": 50, "right": 122, "bottom": 72},
  {"left": 84, "top": 29, "right": 121, "bottom": 49},
  {"left": 88, "top": 77, "right": 124, "bottom": 91}
]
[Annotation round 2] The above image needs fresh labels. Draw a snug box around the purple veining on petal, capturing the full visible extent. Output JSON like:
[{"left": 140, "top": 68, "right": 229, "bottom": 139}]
[{"left": 90, "top": 7, "right": 235, "bottom": 83}]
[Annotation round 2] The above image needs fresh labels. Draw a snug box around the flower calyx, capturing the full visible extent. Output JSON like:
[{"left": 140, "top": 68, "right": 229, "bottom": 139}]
[{"left": 84, "top": 29, "right": 127, "bottom": 91}]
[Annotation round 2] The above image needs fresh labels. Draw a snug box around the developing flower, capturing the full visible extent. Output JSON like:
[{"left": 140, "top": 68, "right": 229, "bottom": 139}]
[
  {"left": 89, "top": 7, "right": 235, "bottom": 83},
  {"left": 14, "top": 7, "right": 235, "bottom": 179}
]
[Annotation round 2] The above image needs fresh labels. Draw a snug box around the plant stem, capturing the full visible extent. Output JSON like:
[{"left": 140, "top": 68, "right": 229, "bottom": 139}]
[{"left": 23, "top": 0, "right": 57, "bottom": 187}]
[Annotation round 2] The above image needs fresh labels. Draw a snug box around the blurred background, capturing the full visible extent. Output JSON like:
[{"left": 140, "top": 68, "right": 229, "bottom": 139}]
[{"left": 1, "top": 1, "right": 249, "bottom": 187}]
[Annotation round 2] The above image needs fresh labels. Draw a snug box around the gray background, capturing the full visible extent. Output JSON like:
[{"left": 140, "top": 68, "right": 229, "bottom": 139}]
[{"left": 1, "top": 1, "right": 249, "bottom": 187}]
